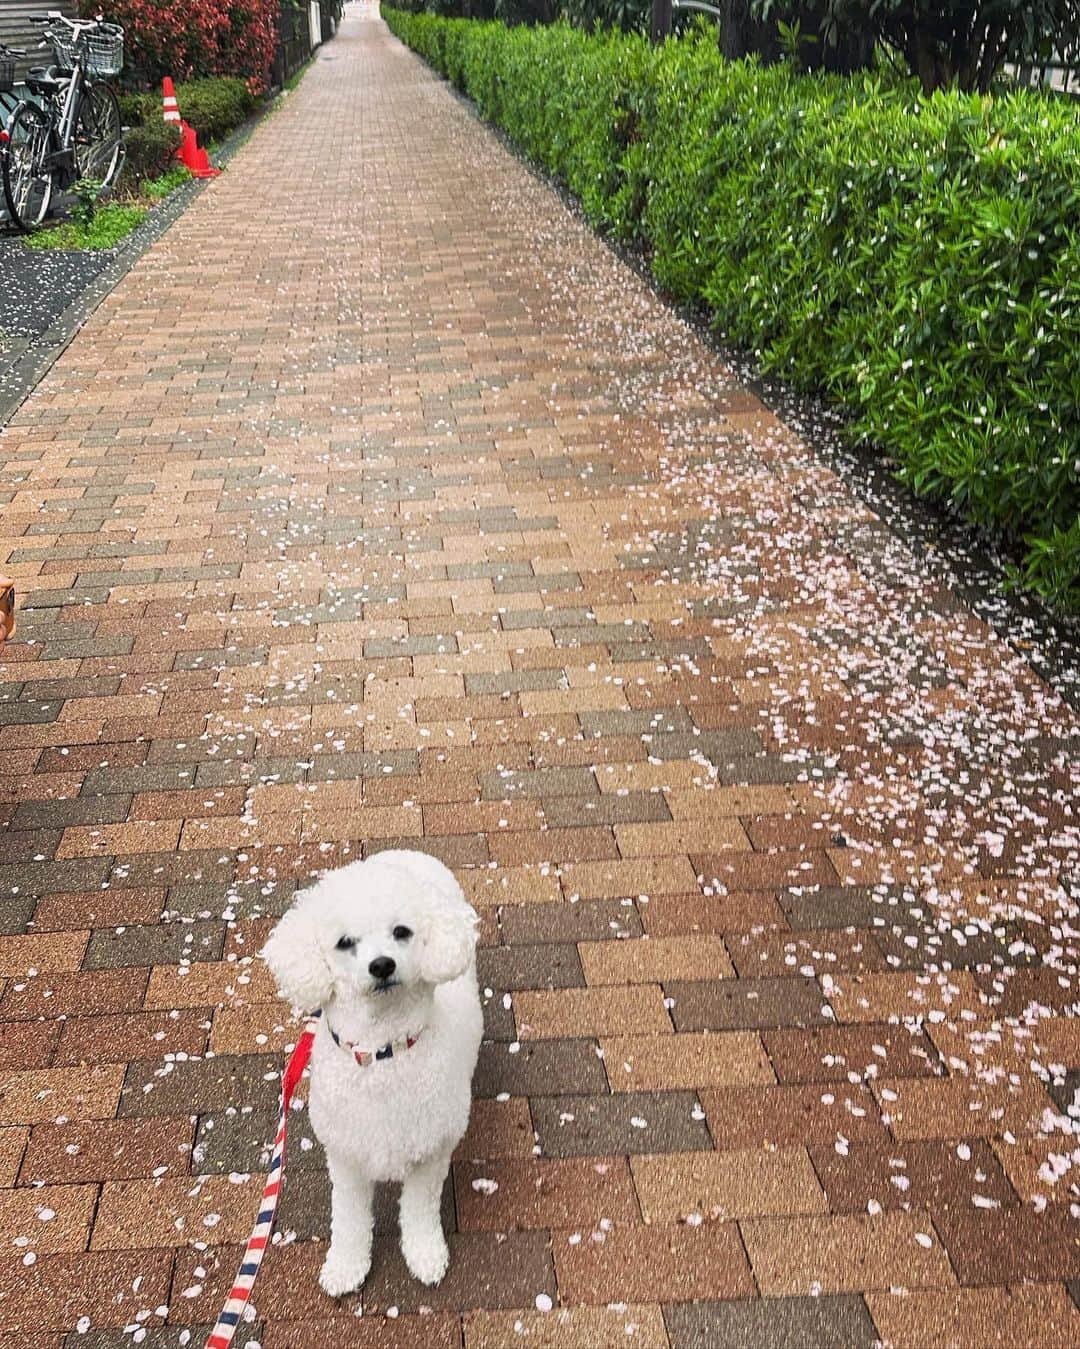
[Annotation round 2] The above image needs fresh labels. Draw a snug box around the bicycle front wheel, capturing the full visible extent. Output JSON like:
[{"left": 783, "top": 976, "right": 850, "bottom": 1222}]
[
  {"left": 2, "top": 101, "right": 53, "bottom": 233},
  {"left": 74, "top": 83, "right": 122, "bottom": 191}
]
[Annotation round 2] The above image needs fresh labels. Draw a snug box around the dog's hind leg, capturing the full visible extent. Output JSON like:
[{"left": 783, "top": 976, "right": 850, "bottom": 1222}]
[
  {"left": 399, "top": 1149, "right": 451, "bottom": 1286},
  {"left": 319, "top": 1151, "right": 374, "bottom": 1298}
]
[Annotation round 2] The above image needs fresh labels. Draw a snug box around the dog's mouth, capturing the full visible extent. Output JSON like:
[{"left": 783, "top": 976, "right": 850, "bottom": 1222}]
[{"left": 371, "top": 978, "right": 401, "bottom": 994}]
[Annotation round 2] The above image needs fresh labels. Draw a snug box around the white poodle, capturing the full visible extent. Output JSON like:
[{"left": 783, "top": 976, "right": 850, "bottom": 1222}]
[{"left": 261, "top": 849, "right": 483, "bottom": 1296}]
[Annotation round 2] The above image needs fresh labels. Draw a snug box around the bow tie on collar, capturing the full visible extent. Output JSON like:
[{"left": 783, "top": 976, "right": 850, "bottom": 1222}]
[{"left": 326, "top": 1017, "right": 421, "bottom": 1068}]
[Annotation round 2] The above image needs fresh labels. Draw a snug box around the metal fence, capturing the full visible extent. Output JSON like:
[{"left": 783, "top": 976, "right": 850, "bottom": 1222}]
[
  {"left": 1007, "top": 59, "right": 1080, "bottom": 97},
  {"left": 273, "top": 0, "right": 342, "bottom": 88}
]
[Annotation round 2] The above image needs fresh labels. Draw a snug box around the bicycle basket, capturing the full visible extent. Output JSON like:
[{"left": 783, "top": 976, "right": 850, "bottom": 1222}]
[
  {"left": 0, "top": 46, "right": 16, "bottom": 93},
  {"left": 49, "top": 24, "right": 123, "bottom": 78}
]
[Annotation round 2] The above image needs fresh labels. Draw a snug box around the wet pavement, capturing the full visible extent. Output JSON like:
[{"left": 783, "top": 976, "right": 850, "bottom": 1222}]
[{"left": 0, "top": 4, "right": 1078, "bottom": 1345}]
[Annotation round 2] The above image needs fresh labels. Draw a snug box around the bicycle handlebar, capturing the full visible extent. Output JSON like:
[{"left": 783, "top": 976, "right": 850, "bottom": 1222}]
[{"left": 29, "top": 12, "right": 109, "bottom": 31}]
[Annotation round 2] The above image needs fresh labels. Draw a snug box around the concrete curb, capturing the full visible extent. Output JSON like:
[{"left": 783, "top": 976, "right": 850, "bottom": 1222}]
[{"left": 0, "top": 101, "right": 273, "bottom": 432}]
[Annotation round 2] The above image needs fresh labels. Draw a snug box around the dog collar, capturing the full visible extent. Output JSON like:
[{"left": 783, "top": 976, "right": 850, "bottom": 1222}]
[{"left": 326, "top": 1018, "right": 421, "bottom": 1068}]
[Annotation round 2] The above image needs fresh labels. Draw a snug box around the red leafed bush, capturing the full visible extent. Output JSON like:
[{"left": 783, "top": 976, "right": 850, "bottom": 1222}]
[{"left": 80, "top": 0, "right": 279, "bottom": 92}]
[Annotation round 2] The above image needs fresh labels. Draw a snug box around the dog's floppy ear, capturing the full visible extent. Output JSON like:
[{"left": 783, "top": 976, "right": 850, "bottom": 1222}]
[
  {"left": 406, "top": 859, "right": 477, "bottom": 986},
  {"left": 261, "top": 882, "right": 334, "bottom": 1011}
]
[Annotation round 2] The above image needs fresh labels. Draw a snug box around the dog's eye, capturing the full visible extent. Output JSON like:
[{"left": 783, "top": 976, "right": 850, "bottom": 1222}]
[
  {"left": 335, "top": 936, "right": 356, "bottom": 951},
  {"left": 392, "top": 925, "right": 413, "bottom": 942}
]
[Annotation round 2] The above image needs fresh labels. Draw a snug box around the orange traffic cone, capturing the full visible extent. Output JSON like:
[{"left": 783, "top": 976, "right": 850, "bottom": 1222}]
[
  {"left": 178, "top": 120, "right": 221, "bottom": 179},
  {"left": 162, "top": 76, "right": 221, "bottom": 179},
  {"left": 162, "top": 76, "right": 181, "bottom": 126}
]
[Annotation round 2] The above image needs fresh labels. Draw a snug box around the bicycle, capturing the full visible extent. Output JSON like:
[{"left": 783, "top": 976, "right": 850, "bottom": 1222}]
[{"left": 0, "top": 11, "right": 124, "bottom": 233}]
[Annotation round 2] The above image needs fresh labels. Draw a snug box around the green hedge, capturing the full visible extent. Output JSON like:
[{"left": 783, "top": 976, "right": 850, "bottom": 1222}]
[
  {"left": 384, "top": 9, "right": 1080, "bottom": 611},
  {"left": 120, "top": 77, "right": 257, "bottom": 146},
  {"left": 123, "top": 121, "right": 183, "bottom": 184}
]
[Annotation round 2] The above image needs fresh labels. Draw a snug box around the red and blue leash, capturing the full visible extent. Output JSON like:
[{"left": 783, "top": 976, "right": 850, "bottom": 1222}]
[{"left": 206, "top": 1011, "right": 320, "bottom": 1349}]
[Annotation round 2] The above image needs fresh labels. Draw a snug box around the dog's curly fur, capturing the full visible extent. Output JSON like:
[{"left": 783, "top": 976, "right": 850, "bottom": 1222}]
[{"left": 261, "top": 850, "right": 482, "bottom": 1296}]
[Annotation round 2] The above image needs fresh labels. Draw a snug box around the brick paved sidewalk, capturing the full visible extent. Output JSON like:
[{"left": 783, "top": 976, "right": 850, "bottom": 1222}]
[{"left": 1, "top": 4, "right": 1079, "bottom": 1345}]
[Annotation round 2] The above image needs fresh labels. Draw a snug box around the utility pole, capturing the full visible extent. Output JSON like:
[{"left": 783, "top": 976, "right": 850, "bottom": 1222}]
[{"left": 651, "top": 0, "right": 673, "bottom": 44}]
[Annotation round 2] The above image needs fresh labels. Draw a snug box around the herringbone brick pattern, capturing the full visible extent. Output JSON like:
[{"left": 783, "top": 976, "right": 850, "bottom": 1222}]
[{"left": 1, "top": 4, "right": 1079, "bottom": 1344}]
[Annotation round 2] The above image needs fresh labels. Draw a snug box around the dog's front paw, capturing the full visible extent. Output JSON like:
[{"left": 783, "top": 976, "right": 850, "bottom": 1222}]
[
  {"left": 319, "top": 1245, "right": 369, "bottom": 1298},
  {"left": 402, "top": 1230, "right": 449, "bottom": 1286}
]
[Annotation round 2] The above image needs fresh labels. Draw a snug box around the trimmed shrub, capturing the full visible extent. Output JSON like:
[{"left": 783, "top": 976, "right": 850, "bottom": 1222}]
[
  {"left": 384, "top": 10, "right": 1080, "bottom": 611},
  {"left": 123, "top": 119, "right": 183, "bottom": 182},
  {"left": 165, "top": 77, "right": 257, "bottom": 141},
  {"left": 82, "top": 0, "right": 279, "bottom": 93},
  {"left": 120, "top": 77, "right": 256, "bottom": 144}
]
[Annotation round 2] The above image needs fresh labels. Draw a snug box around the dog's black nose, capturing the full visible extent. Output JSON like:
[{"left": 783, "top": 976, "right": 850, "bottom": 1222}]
[{"left": 368, "top": 956, "right": 396, "bottom": 981}]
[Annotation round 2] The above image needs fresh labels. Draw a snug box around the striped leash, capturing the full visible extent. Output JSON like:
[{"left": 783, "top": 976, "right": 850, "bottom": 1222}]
[{"left": 206, "top": 1011, "right": 320, "bottom": 1349}]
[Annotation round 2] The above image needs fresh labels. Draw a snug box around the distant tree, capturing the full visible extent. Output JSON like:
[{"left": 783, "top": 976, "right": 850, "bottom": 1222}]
[
  {"left": 725, "top": 0, "right": 873, "bottom": 73},
  {"left": 752, "top": 0, "right": 1080, "bottom": 92}
]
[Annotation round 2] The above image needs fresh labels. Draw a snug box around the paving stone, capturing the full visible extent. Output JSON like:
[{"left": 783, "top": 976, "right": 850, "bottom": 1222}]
[
  {"left": 0, "top": 1183, "right": 98, "bottom": 1254},
  {"left": 0, "top": 931, "right": 87, "bottom": 977},
  {"left": 874, "top": 1076, "right": 1054, "bottom": 1141},
  {"left": 21, "top": 1117, "right": 194, "bottom": 1184},
  {"left": 580, "top": 935, "right": 733, "bottom": 984},
  {"left": 0, "top": 1250, "right": 174, "bottom": 1333},
  {"left": 667, "top": 977, "right": 828, "bottom": 1031},
  {"left": 475, "top": 1037, "right": 607, "bottom": 1098},
  {"left": 638, "top": 891, "right": 788, "bottom": 936},
  {"left": 61, "top": 1330, "right": 217, "bottom": 1349},
  {"left": 0, "top": 1021, "right": 61, "bottom": 1071},
  {"left": 192, "top": 1107, "right": 323, "bottom": 1175},
  {"left": 741, "top": 1211, "right": 955, "bottom": 1294},
  {"left": 465, "top": 1306, "right": 668, "bottom": 1349},
  {"left": 631, "top": 1147, "right": 826, "bottom": 1222},
  {"left": 727, "top": 927, "right": 885, "bottom": 979},
  {"left": 82, "top": 920, "right": 225, "bottom": 969},
  {"left": 864, "top": 1285, "right": 1080, "bottom": 1349},
  {"left": 119, "top": 1054, "right": 279, "bottom": 1118},
  {"left": 80, "top": 764, "right": 198, "bottom": 796},
  {"left": 823, "top": 970, "right": 982, "bottom": 1026},
  {"left": 761, "top": 1024, "right": 940, "bottom": 1083},
  {"left": 0, "top": 895, "right": 36, "bottom": 936},
  {"left": 542, "top": 791, "right": 672, "bottom": 827},
  {"left": 0, "top": 858, "right": 111, "bottom": 900},
  {"left": 807, "top": 1138, "right": 1015, "bottom": 1215},
  {"left": 779, "top": 886, "right": 931, "bottom": 931},
  {"left": 54, "top": 1009, "right": 209, "bottom": 1066},
  {"left": 1, "top": 967, "right": 148, "bottom": 1020},
  {"left": 579, "top": 708, "right": 695, "bottom": 738},
  {"left": 0, "top": 1064, "right": 124, "bottom": 1124},
  {"left": 483, "top": 991, "right": 516, "bottom": 1041},
  {"left": 454, "top": 1155, "right": 637, "bottom": 1230},
  {"left": 553, "top": 1220, "right": 754, "bottom": 1304},
  {"left": 465, "top": 668, "right": 565, "bottom": 695},
  {"left": 701, "top": 1083, "right": 889, "bottom": 1150},
  {"left": 264, "top": 1312, "right": 456, "bottom": 1349},
  {"left": 531, "top": 1091, "right": 711, "bottom": 1157},
  {"left": 10, "top": 796, "right": 132, "bottom": 831},
  {"left": 91, "top": 1173, "right": 265, "bottom": 1249},
  {"left": 308, "top": 749, "right": 418, "bottom": 781},
  {"left": 498, "top": 898, "right": 642, "bottom": 944},
  {"left": 515, "top": 985, "right": 672, "bottom": 1039},
  {"left": 33, "top": 888, "right": 165, "bottom": 931},
  {"left": 693, "top": 851, "right": 838, "bottom": 892},
  {"left": 933, "top": 1205, "right": 1080, "bottom": 1283},
  {"left": 363, "top": 1229, "right": 557, "bottom": 1314},
  {"left": 480, "top": 767, "right": 598, "bottom": 800},
  {"left": 458, "top": 1097, "right": 536, "bottom": 1160},
  {"left": 601, "top": 1031, "right": 774, "bottom": 1091},
  {"left": 666, "top": 1295, "right": 878, "bottom": 1348}
]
